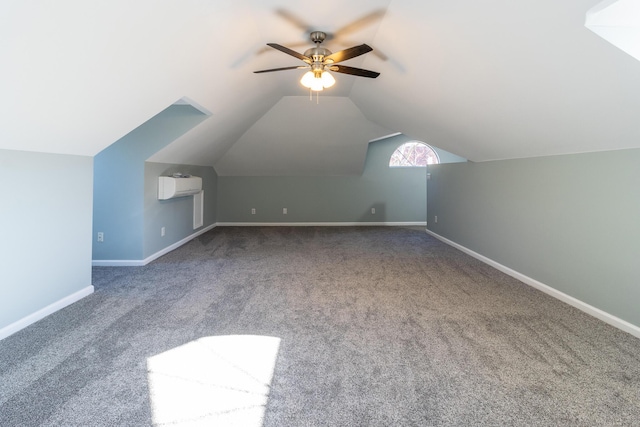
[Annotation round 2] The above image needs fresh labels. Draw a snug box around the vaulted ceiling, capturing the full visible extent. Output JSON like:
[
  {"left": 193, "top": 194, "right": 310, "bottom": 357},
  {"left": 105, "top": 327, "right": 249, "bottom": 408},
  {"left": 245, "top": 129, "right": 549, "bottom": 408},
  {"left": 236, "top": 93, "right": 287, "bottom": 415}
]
[{"left": 2, "top": 0, "right": 639, "bottom": 176}]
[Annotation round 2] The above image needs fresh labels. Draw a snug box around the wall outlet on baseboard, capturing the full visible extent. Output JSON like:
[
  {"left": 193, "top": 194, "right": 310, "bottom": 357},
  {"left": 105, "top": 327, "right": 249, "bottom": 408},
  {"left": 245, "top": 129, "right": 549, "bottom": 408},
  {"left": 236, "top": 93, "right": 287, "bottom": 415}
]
[
  {"left": 283, "top": 208, "right": 287, "bottom": 214},
  {"left": 371, "top": 207, "right": 376, "bottom": 214},
  {"left": 251, "top": 208, "right": 256, "bottom": 215},
  {"left": 434, "top": 216, "right": 438, "bottom": 223},
  {"left": 97, "top": 232, "right": 104, "bottom": 242},
  {"left": 161, "top": 227, "right": 165, "bottom": 237}
]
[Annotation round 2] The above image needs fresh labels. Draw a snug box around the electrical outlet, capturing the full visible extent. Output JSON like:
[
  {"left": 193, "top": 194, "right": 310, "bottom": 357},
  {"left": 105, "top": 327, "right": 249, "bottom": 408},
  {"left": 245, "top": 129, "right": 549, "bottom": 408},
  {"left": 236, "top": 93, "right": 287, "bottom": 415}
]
[
  {"left": 283, "top": 208, "right": 287, "bottom": 214},
  {"left": 371, "top": 207, "right": 376, "bottom": 214},
  {"left": 251, "top": 208, "right": 256, "bottom": 215},
  {"left": 97, "top": 232, "right": 104, "bottom": 242},
  {"left": 434, "top": 216, "right": 438, "bottom": 223},
  {"left": 161, "top": 227, "right": 165, "bottom": 237}
]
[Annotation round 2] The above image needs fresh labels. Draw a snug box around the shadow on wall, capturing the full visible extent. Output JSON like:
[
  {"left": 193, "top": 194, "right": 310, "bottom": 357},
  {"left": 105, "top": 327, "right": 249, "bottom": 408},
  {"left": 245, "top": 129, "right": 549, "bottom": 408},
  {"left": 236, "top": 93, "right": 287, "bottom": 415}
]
[{"left": 360, "top": 202, "right": 386, "bottom": 223}]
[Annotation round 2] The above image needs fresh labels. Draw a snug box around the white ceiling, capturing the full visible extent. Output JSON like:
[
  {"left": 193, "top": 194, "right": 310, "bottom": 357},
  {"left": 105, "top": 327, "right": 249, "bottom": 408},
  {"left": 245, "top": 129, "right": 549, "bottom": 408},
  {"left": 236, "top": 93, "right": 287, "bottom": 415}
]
[{"left": 2, "top": 0, "right": 639, "bottom": 175}]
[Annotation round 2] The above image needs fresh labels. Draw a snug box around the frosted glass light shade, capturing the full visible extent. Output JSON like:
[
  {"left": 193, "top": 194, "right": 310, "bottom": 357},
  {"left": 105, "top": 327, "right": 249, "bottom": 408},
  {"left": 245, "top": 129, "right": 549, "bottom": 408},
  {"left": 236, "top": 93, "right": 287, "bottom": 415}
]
[
  {"left": 300, "top": 71, "right": 315, "bottom": 88},
  {"left": 310, "top": 78, "right": 324, "bottom": 91},
  {"left": 300, "top": 70, "right": 335, "bottom": 91},
  {"left": 321, "top": 71, "right": 335, "bottom": 88}
]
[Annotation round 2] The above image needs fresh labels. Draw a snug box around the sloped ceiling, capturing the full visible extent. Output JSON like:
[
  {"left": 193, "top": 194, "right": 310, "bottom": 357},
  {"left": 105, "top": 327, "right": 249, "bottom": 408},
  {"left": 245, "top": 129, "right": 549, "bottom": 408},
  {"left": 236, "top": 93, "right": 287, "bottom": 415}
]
[
  {"left": 213, "top": 96, "right": 391, "bottom": 176},
  {"left": 2, "top": 0, "right": 640, "bottom": 174}
]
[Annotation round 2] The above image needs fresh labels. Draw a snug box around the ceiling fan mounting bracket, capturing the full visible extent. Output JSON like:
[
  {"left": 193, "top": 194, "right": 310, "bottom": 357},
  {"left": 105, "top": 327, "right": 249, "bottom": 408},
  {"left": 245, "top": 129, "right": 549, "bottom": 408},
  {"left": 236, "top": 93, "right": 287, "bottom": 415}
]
[{"left": 310, "top": 31, "right": 327, "bottom": 44}]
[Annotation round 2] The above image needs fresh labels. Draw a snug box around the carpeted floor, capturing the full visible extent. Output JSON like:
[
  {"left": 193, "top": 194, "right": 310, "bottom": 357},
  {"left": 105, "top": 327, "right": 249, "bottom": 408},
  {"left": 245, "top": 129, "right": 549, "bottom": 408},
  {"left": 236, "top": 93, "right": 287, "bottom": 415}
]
[{"left": 1, "top": 226, "right": 639, "bottom": 426}]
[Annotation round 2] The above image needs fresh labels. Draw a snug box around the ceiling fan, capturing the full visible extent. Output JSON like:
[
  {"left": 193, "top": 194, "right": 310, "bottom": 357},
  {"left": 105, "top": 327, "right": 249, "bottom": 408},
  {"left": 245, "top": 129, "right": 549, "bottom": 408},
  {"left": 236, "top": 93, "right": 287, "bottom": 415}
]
[{"left": 253, "top": 31, "right": 380, "bottom": 92}]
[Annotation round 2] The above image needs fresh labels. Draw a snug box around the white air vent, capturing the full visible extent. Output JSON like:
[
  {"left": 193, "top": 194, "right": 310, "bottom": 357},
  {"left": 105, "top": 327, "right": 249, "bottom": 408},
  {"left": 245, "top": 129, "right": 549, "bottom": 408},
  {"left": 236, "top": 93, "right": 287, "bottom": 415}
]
[{"left": 158, "top": 176, "right": 202, "bottom": 200}]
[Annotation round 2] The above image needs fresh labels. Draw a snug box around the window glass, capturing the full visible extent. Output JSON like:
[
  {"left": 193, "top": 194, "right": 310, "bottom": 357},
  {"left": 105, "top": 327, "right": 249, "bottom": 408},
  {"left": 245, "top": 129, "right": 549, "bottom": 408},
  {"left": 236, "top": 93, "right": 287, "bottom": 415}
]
[{"left": 389, "top": 142, "right": 439, "bottom": 167}]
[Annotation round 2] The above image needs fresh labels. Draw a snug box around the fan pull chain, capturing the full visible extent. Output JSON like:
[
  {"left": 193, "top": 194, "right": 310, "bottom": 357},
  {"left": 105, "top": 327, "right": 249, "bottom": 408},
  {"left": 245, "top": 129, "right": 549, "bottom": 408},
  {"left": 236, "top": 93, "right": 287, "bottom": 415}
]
[{"left": 307, "top": 88, "right": 320, "bottom": 104}]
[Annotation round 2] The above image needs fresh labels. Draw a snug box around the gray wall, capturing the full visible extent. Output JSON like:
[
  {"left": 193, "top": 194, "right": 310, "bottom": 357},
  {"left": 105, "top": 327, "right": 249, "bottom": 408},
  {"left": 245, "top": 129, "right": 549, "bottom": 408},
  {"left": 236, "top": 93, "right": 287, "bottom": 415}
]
[
  {"left": 0, "top": 149, "right": 93, "bottom": 332},
  {"left": 427, "top": 148, "right": 640, "bottom": 327},
  {"left": 217, "top": 134, "right": 464, "bottom": 223},
  {"left": 144, "top": 162, "right": 217, "bottom": 258},
  {"left": 93, "top": 104, "right": 209, "bottom": 261}
]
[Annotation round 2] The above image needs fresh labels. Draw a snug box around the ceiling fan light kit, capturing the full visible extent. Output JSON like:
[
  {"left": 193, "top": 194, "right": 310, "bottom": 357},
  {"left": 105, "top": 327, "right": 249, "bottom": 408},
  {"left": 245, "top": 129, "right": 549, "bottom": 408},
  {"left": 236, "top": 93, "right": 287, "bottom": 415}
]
[
  {"left": 254, "top": 31, "right": 379, "bottom": 95},
  {"left": 300, "top": 70, "right": 335, "bottom": 91}
]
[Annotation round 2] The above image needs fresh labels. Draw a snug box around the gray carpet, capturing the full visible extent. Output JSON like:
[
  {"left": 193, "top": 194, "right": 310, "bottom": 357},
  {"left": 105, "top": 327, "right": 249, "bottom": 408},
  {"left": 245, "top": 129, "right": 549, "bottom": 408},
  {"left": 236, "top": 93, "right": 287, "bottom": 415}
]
[{"left": 1, "top": 226, "right": 639, "bottom": 426}]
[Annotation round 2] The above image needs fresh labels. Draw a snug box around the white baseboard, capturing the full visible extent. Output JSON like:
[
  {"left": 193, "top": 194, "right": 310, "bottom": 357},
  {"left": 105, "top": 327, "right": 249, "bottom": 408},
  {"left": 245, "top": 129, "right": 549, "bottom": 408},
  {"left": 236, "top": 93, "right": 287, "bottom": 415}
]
[
  {"left": 91, "top": 259, "right": 148, "bottom": 267},
  {"left": 93, "top": 224, "right": 216, "bottom": 267},
  {"left": 425, "top": 229, "right": 640, "bottom": 339},
  {"left": 92, "top": 222, "right": 425, "bottom": 266},
  {"left": 0, "top": 285, "right": 94, "bottom": 341},
  {"left": 216, "top": 222, "right": 427, "bottom": 227}
]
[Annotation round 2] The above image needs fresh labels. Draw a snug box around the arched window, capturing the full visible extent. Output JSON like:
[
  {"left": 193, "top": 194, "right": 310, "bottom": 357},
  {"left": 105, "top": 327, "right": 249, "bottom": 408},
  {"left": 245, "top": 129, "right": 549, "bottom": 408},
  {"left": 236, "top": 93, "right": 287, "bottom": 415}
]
[{"left": 389, "top": 141, "right": 440, "bottom": 167}]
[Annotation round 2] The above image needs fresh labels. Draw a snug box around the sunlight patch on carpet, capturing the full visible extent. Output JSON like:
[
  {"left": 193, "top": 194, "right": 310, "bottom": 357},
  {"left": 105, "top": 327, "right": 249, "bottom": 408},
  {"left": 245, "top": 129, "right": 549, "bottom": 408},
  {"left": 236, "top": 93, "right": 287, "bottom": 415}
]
[{"left": 147, "top": 335, "right": 281, "bottom": 426}]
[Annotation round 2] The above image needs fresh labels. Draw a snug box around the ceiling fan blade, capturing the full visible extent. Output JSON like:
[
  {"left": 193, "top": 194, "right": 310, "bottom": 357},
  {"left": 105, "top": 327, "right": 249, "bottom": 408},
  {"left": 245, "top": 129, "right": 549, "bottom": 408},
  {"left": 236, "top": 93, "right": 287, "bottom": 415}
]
[
  {"left": 275, "top": 9, "right": 313, "bottom": 33},
  {"left": 267, "top": 43, "right": 311, "bottom": 63},
  {"left": 335, "top": 39, "right": 388, "bottom": 61},
  {"left": 333, "top": 10, "right": 385, "bottom": 39},
  {"left": 254, "top": 66, "right": 309, "bottom": 74},
  {"left": 256, "top": 40, "right": 309, "bottom": 57},
  {"left": 324, "top": 44, "right": 373, "bottom": 64},
  {"left": 329, "top": 65, "right": 380, "bottom": 78}
]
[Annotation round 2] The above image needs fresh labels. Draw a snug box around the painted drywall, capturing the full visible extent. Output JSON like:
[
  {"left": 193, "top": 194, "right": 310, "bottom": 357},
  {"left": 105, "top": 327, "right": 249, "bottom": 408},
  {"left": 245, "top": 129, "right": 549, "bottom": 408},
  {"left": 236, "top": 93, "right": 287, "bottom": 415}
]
[
  {"left": 0, "top": 149, "right": 93, "bottom": 331},
  {"left": 213, "top": 96, "right": 392, "bottom": 176},
  {"left": 427, "top": 149, "right": 640, "bottom": 327},
  {"left": 93, "top": 104, "right": 209, "bottom": 261},
  {"left": 144, "top": 162, "right": 217, "bottom": 258},
  {"left": 217, "top": 134, "right": 465, "bottom": 223}
]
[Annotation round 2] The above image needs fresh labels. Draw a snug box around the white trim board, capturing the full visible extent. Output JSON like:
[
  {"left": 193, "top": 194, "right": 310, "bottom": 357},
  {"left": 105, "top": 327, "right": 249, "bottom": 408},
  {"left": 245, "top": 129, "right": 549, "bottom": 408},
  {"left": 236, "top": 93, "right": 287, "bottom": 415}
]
[
  {"left": 425, "top": 229, "right": 640, "bottom": 339},
  {"left": 0, "top": 286, "right": 94, "bottom": 341},
  {"left": 93, "top": 223, "right": 216, "bottom": 267},
  {"left": 217, "top": 222, "right": 427, "bottom": 227}
]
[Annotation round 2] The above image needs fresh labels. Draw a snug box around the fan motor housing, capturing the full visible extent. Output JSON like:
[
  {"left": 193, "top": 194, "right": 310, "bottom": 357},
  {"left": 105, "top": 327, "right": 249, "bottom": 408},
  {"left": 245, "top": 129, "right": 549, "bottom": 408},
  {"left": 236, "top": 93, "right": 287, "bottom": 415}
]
[{"left": 304, "top": 46, "right": 332, "bottom": 63}]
